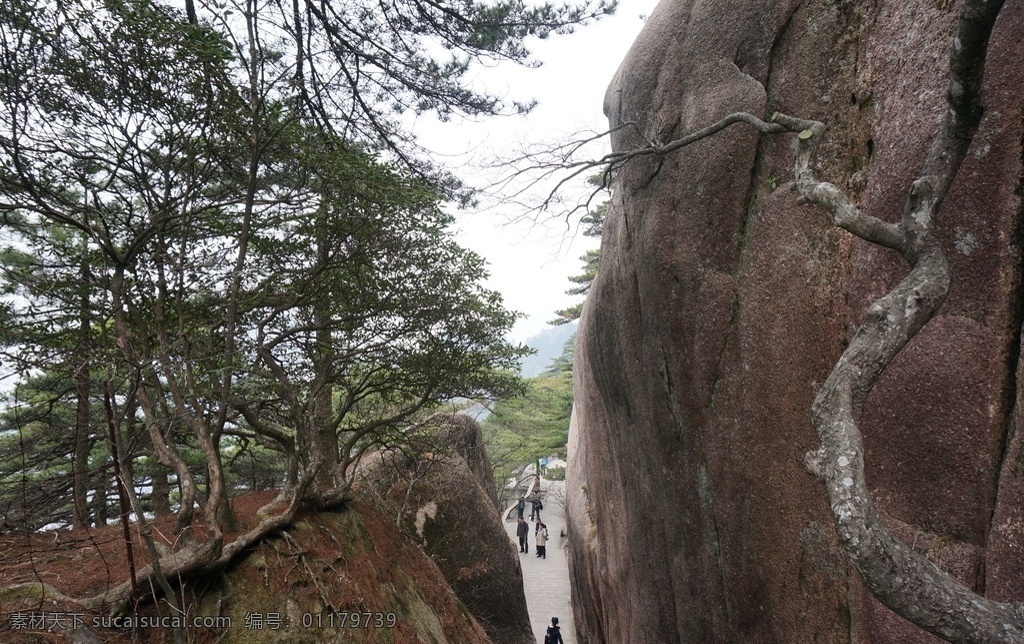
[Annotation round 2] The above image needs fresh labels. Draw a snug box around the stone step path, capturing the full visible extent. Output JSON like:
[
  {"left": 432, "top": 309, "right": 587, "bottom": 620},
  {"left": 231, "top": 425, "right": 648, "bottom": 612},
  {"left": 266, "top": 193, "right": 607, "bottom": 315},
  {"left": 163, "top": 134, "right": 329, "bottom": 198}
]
[{"left": 504, "top": 479, "right": 575, "bottom": 644}]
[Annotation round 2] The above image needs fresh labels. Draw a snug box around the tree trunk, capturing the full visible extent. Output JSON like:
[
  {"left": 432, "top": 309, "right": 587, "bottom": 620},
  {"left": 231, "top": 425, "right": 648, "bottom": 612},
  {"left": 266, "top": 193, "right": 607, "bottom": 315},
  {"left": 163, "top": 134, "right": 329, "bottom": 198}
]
[
  {"left": 92, "top": 466, "right": 108, "bottom": 528},
  {"left": 151, "top": 465, "right": 171, "bottom": 517},
  {"left": 72, "top": 243, "right": 92, "bottom": 529},
  {"left": 72, "top": 372, "right": 91, "bottom": 529},
  {"left": 294, "top": 220, "right": 341, "bottom": 498},
  {"left": 143, "top": 402, "right": 172, "bottom": 517}
]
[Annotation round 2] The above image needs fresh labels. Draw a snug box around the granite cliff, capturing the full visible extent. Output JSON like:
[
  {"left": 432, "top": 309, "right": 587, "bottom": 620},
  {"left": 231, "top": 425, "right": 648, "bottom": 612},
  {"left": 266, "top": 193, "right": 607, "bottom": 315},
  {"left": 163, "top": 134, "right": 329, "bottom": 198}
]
[{"left": 566, "top": 0, "right": 1024, "bottom": 641}]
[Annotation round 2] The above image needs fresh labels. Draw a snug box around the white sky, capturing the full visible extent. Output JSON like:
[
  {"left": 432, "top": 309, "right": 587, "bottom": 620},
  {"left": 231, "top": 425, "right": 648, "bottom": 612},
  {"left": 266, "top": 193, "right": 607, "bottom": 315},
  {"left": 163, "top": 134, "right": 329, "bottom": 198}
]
[{"left": 410, "top": 0, "right": 660, "bottom": 343}]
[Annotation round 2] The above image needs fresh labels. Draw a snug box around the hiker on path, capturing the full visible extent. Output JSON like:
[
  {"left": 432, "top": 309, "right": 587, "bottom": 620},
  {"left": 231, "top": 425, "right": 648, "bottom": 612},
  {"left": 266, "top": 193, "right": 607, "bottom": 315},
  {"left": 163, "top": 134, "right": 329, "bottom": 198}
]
[
  {"left": 536, "top": 522, "right": 549, "bottom": 559},
  {"left": 529, "top": 493, "right": 543, "bottom": 520},
  {"left": 544, "top": 617, "right": 564, "bottom": 644},
  {"left": 517, "top": 495, "right": 526, "bottom": 519},
  {"left": 516, "top": 517, "right": 529, "bottom": 553}
]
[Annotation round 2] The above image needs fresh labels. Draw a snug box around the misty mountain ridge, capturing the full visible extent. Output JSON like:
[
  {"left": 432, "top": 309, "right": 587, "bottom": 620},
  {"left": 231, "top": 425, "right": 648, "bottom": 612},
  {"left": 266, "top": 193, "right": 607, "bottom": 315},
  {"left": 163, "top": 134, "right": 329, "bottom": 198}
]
[{"left": 517, "top": 321, "right": 577, "bottom": 378}]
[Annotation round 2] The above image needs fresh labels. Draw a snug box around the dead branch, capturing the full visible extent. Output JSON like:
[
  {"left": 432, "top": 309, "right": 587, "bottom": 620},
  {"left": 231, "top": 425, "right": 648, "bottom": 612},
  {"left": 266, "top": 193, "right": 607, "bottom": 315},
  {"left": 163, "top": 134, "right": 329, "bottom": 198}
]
[{"left": 560, "top": 0, "right": 1021, "bottom": 640}]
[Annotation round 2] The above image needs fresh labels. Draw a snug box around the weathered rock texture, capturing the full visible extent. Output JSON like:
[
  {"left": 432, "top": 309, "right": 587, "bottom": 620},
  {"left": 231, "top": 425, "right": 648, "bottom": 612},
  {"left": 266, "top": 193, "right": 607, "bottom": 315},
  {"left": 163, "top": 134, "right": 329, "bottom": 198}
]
[
  {"left": 566, "top": 0, "right": 1024, "bottom": 642},
  {"left": 1, "top": 501, "right": 490, "bottom": 644},
  {"left": 204, "top": 501, "right": 490, "bottom": 644},
  {"left": 435, "top": 412, "right": 502, "bottom": 510},
  {"left": 352, "top": 415, "right": 533, "bottom": 644}
]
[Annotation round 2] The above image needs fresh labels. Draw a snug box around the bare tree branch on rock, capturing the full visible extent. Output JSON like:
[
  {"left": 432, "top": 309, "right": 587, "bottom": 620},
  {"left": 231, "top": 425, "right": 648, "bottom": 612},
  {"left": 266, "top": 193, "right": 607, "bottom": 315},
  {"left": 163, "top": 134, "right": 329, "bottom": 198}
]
[{"left": 556, "top": 0, "right": 1022, "bottom": 641}]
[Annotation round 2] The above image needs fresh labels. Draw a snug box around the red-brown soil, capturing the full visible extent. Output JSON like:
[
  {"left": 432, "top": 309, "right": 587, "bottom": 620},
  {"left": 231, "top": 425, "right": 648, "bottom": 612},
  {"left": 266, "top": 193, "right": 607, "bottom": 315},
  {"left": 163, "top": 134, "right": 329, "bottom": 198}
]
[{"left": 0, "top": 492, "right": 487, "bottom": 643}]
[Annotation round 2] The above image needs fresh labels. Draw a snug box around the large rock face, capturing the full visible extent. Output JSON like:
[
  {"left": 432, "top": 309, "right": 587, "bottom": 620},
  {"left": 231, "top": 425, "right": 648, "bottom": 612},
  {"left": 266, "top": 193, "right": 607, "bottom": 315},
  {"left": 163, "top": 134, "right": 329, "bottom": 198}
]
[{"left": 567, "top": 0, "right": 1024, "bottom": 642}]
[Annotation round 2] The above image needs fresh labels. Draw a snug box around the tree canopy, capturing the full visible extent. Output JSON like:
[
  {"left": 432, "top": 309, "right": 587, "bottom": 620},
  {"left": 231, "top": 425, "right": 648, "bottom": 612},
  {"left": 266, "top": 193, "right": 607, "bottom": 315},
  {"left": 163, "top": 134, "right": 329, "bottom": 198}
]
[
  {"left": 482, "top": 330, "right": 574, "bottom": 508},
  {"left": 0, "top": 0, "right": 610, "bottom": 616}
]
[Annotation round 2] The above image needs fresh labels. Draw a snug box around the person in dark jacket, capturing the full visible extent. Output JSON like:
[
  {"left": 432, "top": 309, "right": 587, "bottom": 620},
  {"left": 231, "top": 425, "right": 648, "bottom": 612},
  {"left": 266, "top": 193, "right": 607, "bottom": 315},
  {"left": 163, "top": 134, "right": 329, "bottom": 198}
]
[
  {"left": 516, "top": 495, "right": 526, "bottom": 519},
  {"left": 516, "top": 517, "right": 529, "bottom": 553},
  {"left": 529, "top": 493, "right": 543, "bottom": 520},
  {"left": 544, "top": 616, "right": 564, "bottom": 644}
]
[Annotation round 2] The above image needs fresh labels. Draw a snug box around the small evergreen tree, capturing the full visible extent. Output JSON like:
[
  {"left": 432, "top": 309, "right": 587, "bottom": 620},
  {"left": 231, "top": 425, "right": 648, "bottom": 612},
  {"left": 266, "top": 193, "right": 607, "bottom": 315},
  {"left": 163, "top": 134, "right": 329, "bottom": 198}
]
[{"left": 551, "top": 196, "right": 606, "bottom": 325}]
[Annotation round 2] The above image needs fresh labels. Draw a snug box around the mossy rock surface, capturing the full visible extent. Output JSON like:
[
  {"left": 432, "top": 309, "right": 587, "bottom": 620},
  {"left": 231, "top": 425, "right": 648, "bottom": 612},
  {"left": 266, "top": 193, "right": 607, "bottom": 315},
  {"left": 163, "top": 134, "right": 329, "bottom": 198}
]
[{"left": 151, "top": 502, "right": 491, "bottom": 644}]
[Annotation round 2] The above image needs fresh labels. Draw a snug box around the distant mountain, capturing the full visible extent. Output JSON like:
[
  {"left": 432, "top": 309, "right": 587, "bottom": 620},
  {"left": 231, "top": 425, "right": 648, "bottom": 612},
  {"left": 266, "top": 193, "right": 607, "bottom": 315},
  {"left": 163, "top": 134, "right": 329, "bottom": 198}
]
[{"left": 517, "top": 321, "right": 577, "bottom": 377}]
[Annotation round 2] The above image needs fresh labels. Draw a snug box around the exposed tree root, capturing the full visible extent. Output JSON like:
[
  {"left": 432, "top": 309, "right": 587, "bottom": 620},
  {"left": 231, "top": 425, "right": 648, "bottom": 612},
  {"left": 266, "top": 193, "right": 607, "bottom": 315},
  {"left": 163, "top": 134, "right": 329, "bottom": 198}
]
[{"left": 0, "top": 476, "right": 320, "bottom": 619}]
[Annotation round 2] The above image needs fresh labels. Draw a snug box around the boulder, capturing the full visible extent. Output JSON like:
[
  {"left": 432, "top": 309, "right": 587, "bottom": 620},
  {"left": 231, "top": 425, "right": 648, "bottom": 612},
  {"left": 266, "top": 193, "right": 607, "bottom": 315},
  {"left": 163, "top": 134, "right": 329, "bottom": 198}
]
[
  {"left": 352, "top": 421, "right": 534, "bottom": 644},
  {"left": 431, "top": 413, "right": 501, "bottom": 510},
  {"left": 567, "top": 0, "right": 1024, "bottom": 641},
  {"left": 203, "top": 501, "right": 491, "bottom": 644}
]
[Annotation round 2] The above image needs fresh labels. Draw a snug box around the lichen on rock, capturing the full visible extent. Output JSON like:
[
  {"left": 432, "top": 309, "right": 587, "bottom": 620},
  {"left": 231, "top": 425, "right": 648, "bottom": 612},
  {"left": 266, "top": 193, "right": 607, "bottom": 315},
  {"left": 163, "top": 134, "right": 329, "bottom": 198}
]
[{"left": 567, "top": 0, "right": 1024, "bottom": 641}]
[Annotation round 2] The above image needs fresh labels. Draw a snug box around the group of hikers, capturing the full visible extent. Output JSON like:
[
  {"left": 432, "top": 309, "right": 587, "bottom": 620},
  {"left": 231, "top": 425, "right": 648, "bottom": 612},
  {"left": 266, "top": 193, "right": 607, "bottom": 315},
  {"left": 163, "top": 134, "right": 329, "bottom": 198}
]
[
  {"left": 515, "top": 493, "right": 550, "bottom": 558},
  {"left": 513, "top": 492, "right": 564, "bottom": 644}
]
